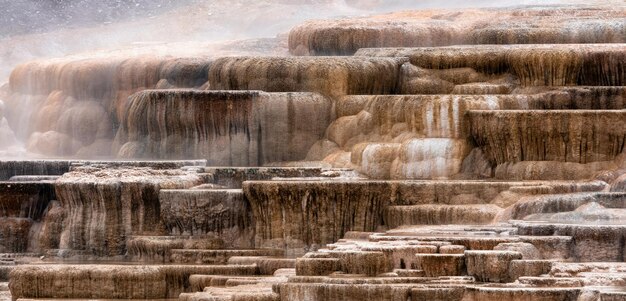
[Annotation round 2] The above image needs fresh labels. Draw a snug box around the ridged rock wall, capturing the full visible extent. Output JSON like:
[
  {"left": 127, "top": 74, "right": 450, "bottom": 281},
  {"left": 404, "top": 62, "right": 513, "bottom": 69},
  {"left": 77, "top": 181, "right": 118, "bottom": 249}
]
[
  {"left": 358, "top": 44, "right": 626, "bottom": 87},
  {"left": 318, "top": 95, "right": 520, "bottom": 179},
  {"left": 243, "top": 181, "right": 390, "bottom": 255},
  {"left": 289, "top": 6, "right": 626, "bottom": 55},
  {"left": 0, "top": 218, "right": 32, "bottom": 253},
  {"left": 6, "top": 56, "right": 212, "bottom": 157},
  {"left": 114, "top": 90, "right": 332, "bottom": 166},
  {"left": 243, "top": 180, "right": 529, "bottom": 254},
  {"left": 315, "top": 89, "right": 625, "bottom": 179},
  {"left": 208, "top": 57, "right": 405, "bottom": 97},
  {"left": 55, "top": 166, "right": 205, "bottom": 256},
  {"left": 469, "top": 110, "right": 626, "bottom": 164},
  {"left": 204, "top": 167, "right": 323, "bottom": 189},
  {"left": 159, "top": 189, "right": 254, "bottom": 248},
  {"left": 9, "top": 264, "right": 257, "bottom": 299}
]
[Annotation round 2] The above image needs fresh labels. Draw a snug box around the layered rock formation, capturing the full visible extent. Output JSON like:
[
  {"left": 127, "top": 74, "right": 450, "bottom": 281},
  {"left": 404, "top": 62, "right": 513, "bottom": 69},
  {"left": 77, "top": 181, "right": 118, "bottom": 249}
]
[
  {"left": 6, "top": 54, "right": 212, "bottom": 157},
  {"left": 55, "top": 166, "right": 205, "bottom": 256},
  {"left": 358, "top": 44, "right": 626, "bottom": 92},
  {"left": 160, "top": 189, "right": 254, "bottom": 248},
  {"left": 290, "top": 6, "right": 626, "bottom": 55},
  {"left": 0, "top": 181, "right": 55, "bottom": 253},
  {"left": 208, "top": 56, "right": 405, "bottom": 97},
  {"left": 115, "top": 90, "right": 332, "bottom": 165},
  {"left": 469, "top": 110, "right": 626, "bottom": 164},
  {"left": 2, "top": 2, "right": 626, "bottom": 301}
]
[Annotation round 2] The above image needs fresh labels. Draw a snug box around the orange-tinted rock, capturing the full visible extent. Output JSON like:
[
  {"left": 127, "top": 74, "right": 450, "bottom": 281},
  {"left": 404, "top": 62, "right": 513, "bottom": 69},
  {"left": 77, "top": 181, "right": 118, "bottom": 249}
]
[
  {"left": 290, "top": 7, "right": 626, "bottom": 55},
  {"left": 208, "top": 56, "right": 406, "bottom": 98},
  {"left": 114, "top": 90, "right": 332, "bottom": 166}
]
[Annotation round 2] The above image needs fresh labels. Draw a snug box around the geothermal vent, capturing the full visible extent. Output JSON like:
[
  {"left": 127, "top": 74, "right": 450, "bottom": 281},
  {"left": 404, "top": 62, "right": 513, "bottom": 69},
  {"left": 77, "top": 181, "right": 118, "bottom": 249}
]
[{"left": 0, "top": 2, "right": 626, "bottom": 301}]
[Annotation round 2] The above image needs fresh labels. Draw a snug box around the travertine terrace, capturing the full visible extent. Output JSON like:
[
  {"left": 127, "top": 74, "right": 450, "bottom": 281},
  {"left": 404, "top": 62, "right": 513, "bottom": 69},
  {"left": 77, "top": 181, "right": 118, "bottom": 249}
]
[{"left": 0, "top": 2, "right": 625, "bottom": 301}]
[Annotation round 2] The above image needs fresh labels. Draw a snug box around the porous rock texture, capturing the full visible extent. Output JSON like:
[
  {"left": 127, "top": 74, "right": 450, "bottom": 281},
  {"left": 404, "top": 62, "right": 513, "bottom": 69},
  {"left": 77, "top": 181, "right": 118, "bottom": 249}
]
[{"left": 114, "top": 90, "right": 332, "bottom": 166}]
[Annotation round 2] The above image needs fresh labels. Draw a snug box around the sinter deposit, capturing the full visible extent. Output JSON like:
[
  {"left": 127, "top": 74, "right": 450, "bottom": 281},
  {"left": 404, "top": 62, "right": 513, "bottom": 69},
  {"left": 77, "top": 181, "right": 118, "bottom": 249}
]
[{"left": 1, "top": 2, "right": 626, "bottom": 301}]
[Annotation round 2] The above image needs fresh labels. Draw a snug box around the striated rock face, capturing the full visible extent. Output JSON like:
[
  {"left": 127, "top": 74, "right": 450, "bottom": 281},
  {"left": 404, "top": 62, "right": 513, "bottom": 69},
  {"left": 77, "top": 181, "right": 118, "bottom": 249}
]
[
  {"left": 204, "top": 167, "right": 324, "bottom": 189},
  {"left": 208, "top": 56, "right": 406, "bottom": 98},
  {"left": 0, "top": 182, "right": 55, "bottom": 220},
  {"left": 319, "top": 91, "right": 626, "bottom": 179},
  {"left": 0, "top": 181, "right": 56, "bottom": 252},
  {"left": 9, "top": 264, "right": 258, "bottom": 299},
  {"left": 36, "top": 200, "right": 66, "bottom": 251},
  {"left": 0, "top": 100, "right": 20, "bottom": 156},
  {"left": 0, "top": 218, "right": 31, "bottom": 253},
  {"left": 242, "top": 180, "right": 546, "bottom": 254},
  {"left": 499, "top": 192, "right": 626, "bottom": 221},
  {"left": 0, "top": 160, "right": 71, "bottom": 180},
  {"left": 469, "top": 110, "right": 626, "bottom": 164},
  {"left": 517, "top": 222, "right": 626, "bottom": 262},
  {"left": 243, "top": 180, "right": 390, "bottom": 255},
  {"left": 385, "top": 204, "right": 502, "bottom": 227},
  {"left": 55, "top": 166, "right": 205, "bottom": 256},
  {"left": 114, "top": 90, "right": 332, "bottom": 165},
  {"left": 289, "top": 6, "right": 626, "bottom": 55},
  {"left": 6, "top": 55, "right": 212, "bottom": 157},
  {"left": 494, "top": 161, "right": 620, "bottom": 181},
  {"left": 159, "top": 189, "right": 254, "bottom": 248},
  {"left": 465, "top": 250, "right": 523, "bottom": 283},
  {"left": 358, "top": 44, "right": 625, "bottom": 87}
]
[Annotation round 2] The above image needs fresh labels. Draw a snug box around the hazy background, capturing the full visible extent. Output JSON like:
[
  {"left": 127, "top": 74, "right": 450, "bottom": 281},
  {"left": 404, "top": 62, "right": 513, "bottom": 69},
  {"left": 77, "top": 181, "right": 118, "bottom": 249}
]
[{"left": 0, "top": 0, "right": 616, "bottom": 81}]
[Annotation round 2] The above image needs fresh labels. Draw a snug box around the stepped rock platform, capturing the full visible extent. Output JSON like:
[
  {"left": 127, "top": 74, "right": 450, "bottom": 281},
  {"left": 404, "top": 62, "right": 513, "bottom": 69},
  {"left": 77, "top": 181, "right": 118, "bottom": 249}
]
[{"left": 1, "top": 2, "right": 625, "bottom": 301}]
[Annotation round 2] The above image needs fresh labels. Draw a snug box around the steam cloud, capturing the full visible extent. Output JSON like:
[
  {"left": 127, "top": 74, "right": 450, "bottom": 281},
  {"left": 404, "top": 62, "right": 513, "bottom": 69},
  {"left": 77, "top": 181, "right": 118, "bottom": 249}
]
[{"left": 0, "top": 0, "right": 600, "bottom": 81}]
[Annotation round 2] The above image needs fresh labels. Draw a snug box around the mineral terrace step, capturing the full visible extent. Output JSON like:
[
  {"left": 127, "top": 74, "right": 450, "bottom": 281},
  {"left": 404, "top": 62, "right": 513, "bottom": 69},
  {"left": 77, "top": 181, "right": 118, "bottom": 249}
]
[
  {"left": 169, "top": 249, "right": 284, "bottom": 264},
  {"left": 203, "top": 167, "right": 325, "bottom": 188},
  {"left": 517, "top": 276, "right": 585, "bottom": 287},
  {"left": 189, "top": 274, "right": 291, "bottom": 291},
  {"left": 9, "top": 264, "right": 258, "bottom": 299},
  {"left": 227, "top": 256, "right": 296, "bottom": 275},
  {"left": 181, "top": 284, "right": 279, "bottom": 301},
  {"left": 357, "top": 44, "right": 626, "bottom": 86},
  {"left": 385, "top": 204, "right": 501, "bottom": 227},
  {"left": 465, "top": 250, "right": 523, "bottom": 283},
  {"left": 414, "top": 254, "right": 466, "bottom": 277},
  {"left": 127, "top": 235, "right": 236, "bottom": 261},
  {"left": 515, "top": 222, "right": 626, "bottom": 261},
  {"left": 463, "top": 285, "right": 581, "bottom": 301},
  {"left": 468, "top": 110, "right": 626, "bottom": 165},
  {"left": 158, "top": 189, "right": 252, "bottom": 248}
]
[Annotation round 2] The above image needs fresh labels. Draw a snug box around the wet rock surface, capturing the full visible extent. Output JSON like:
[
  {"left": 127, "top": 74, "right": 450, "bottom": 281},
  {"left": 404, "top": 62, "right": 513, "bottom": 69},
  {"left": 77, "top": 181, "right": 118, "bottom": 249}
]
[{"left": 115, "top": 90, "right": 332, "bottom": 165}]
